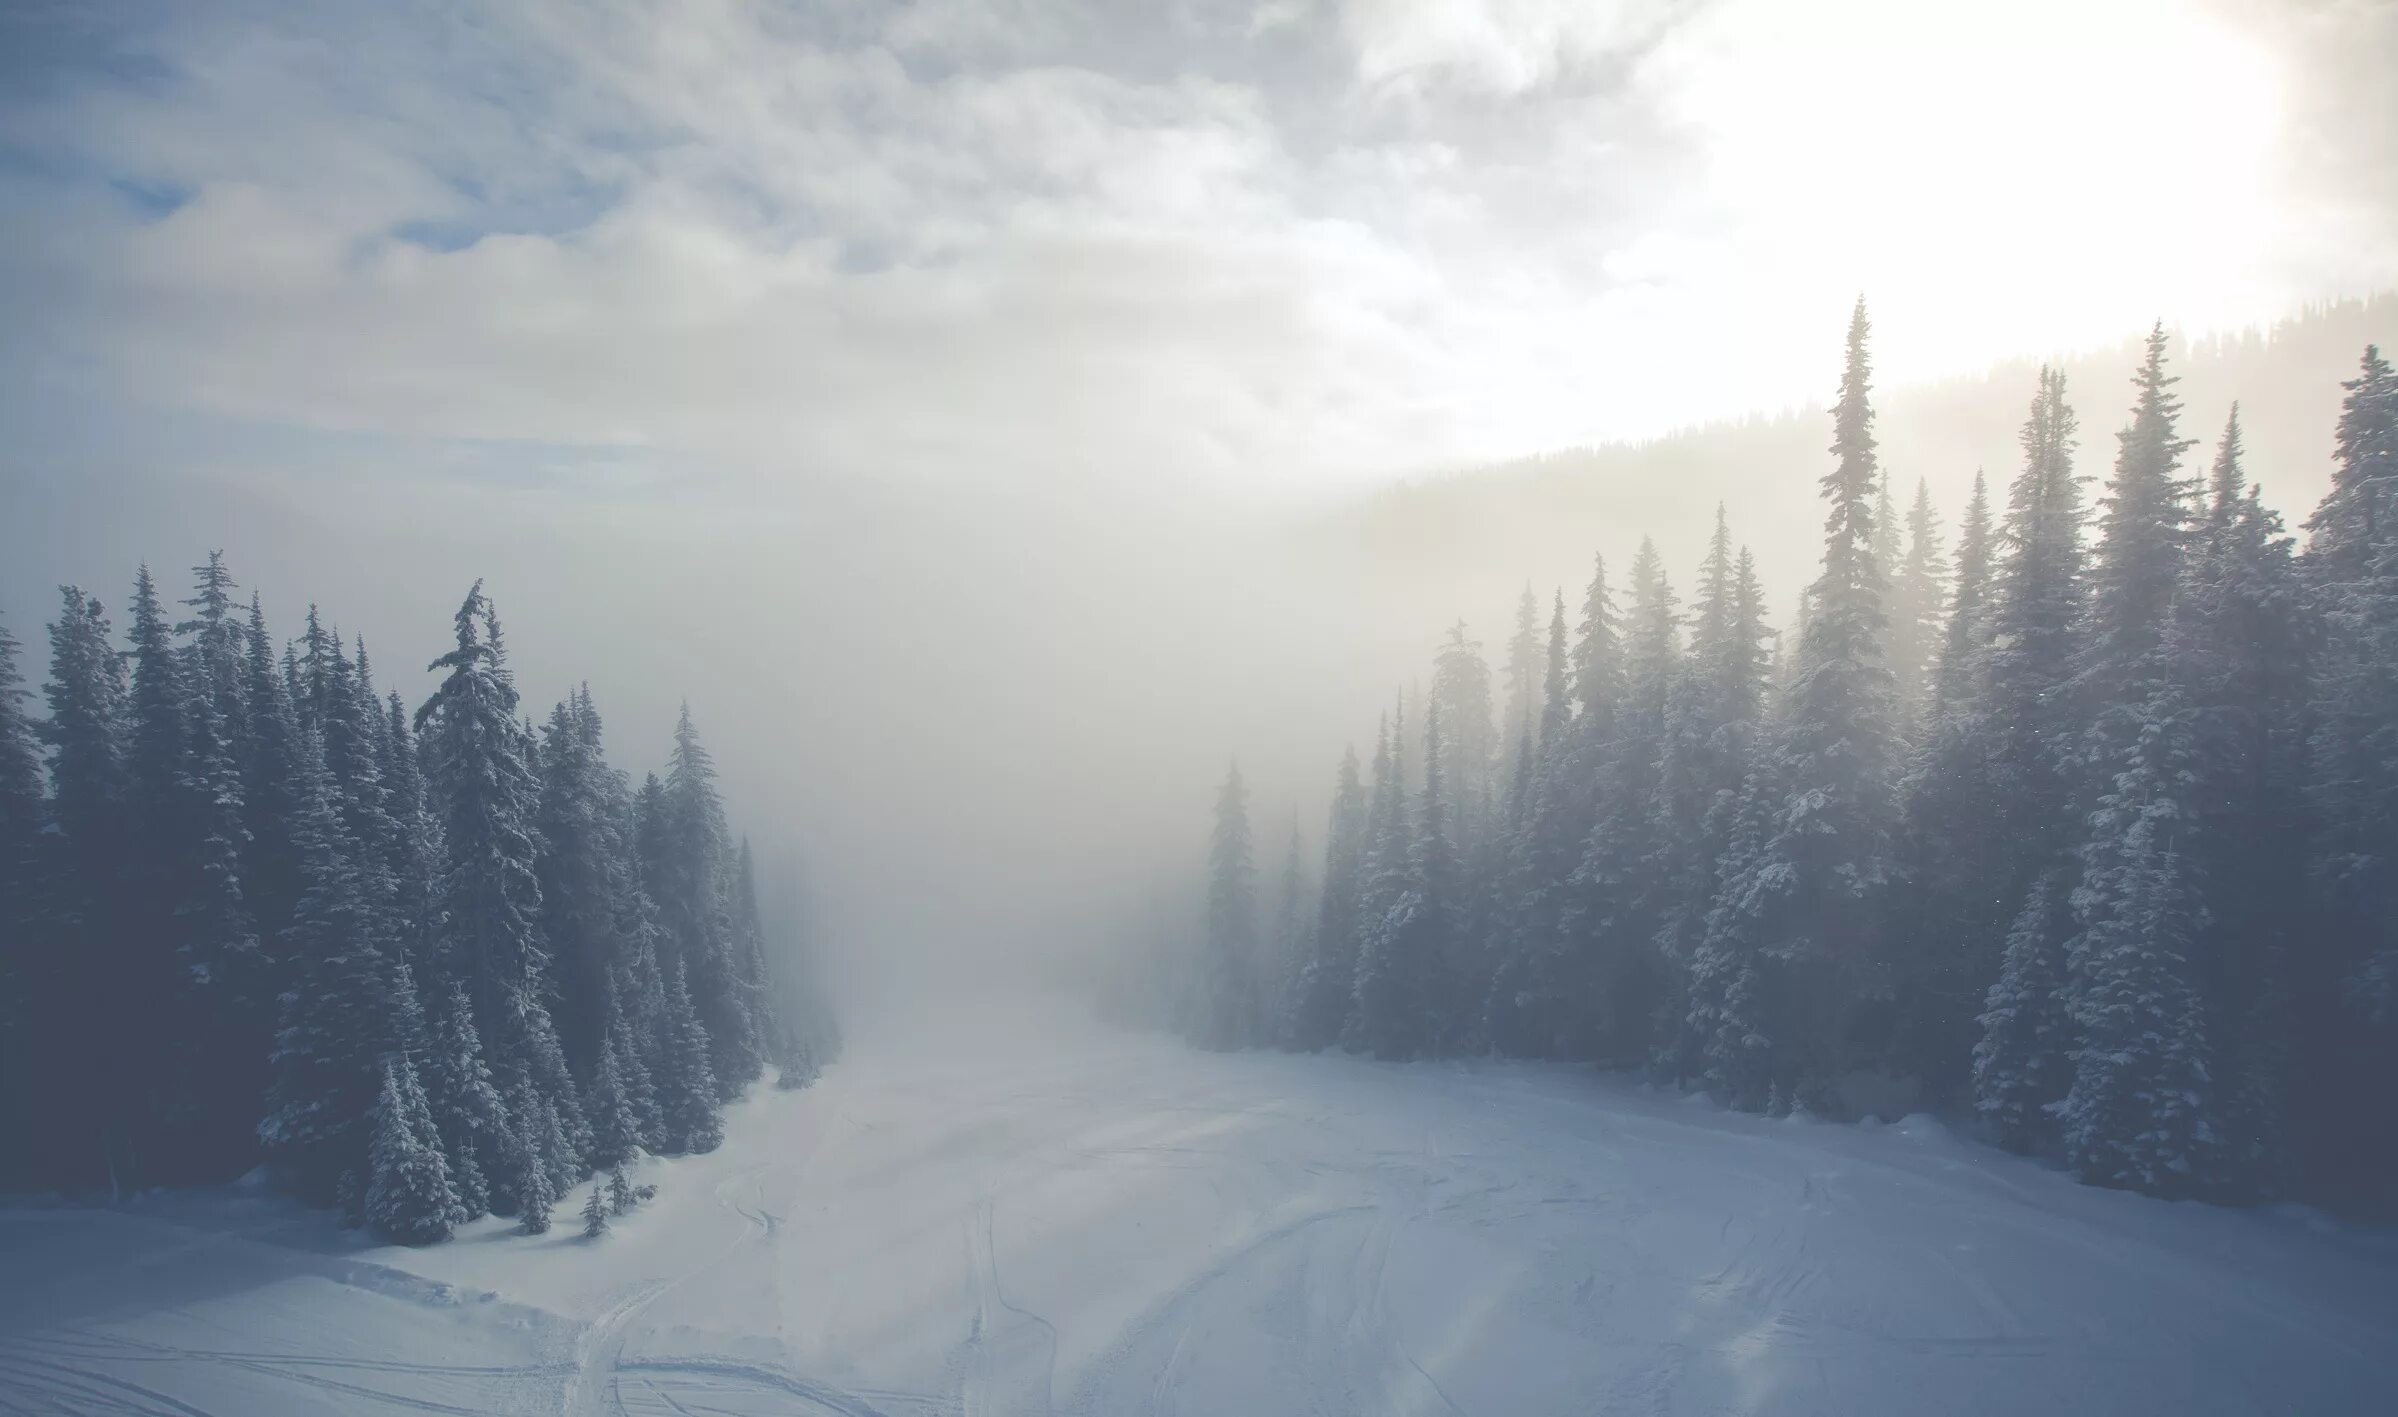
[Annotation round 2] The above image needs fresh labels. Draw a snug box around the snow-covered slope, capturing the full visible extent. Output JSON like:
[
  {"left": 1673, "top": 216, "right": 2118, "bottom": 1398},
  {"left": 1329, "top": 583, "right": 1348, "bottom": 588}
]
[{"left": 5, "top": 1002, "right": 2394, "bottom": 1416}]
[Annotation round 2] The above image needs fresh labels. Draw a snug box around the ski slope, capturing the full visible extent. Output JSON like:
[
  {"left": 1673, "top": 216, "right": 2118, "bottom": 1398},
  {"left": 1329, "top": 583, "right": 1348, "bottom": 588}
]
[{"left": 4, "top": 1000, "right": 2394, "bottom": 1416}]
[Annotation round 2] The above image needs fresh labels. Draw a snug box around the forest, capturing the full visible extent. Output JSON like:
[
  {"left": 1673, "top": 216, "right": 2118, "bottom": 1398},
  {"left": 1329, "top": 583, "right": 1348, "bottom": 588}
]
[
  {"left": 0, "top": 574, "right": 838, "bottom": 1242},
  {"left": 1185, "top": 307, "right": 2398, "bottom": 1213}
]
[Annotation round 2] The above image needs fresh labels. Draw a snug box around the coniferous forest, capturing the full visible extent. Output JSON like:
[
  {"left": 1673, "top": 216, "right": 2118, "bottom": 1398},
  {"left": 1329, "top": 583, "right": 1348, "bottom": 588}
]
[
  {"left": 0, "top": 574, "right": 838, "bottom": 1242},
  {"left": 1187, "top": 306, "right": 2398, "bottom": 1213}
]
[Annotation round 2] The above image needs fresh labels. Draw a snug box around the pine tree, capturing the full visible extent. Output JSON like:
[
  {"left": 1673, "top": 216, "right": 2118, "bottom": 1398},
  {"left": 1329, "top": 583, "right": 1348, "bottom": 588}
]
[
  {"left": 0, "top": 615, "right": 49, "bottom": 1188},
  {"left": 41, "top": 587, "right": 131, "bottom": 1191},
  {"left": 1353, "top": 706, "right": 1457, "bottom": 1058},
  {"left": 650, "top": 705, "right": 767, "bottom": 1096},
  {"left": 657, "top": 961, "right": 723, "bottom": 1155},
  {"left": 2299, "top": 348, "right": 2398, "bottom": 1203},
  {"left": 259, "top": 730, "right": 416, "bottom": 1202},
  {"left": 538, "top": 688, "right": 639, "bottom": 1079},
  {"left": 1289, "top": 747, "right": 1367, "bottom": 1050},
  {"left": 1964, "top": 868, "right": 2071, "bottom": 1149},
  {"left": 1656, "top": 519, "right": 1773, "bottom": 1079},
  {"left": 367, "top": 1056, "right": 458, "bottom": 1246},
  {"left": 240, "top": 594, "right": 303, "bottom": 948},
  {"left": 2167, "top": 409, "right": 2308, "bottom": 1199},
  {"left": 1202, "top": 761, "right": 1259, "bottom": 1047},
  {"left": 1871, "top": 474, "right": 1903, "bottom": 606},
  {"left": 1688, "top": 774, "right": 1778, "bottom": 1109},
  {"left": 1944, "top": 370, "right": 2093, "bottom": 1124},
  {"left": 1493, "top": 590, "right": 1586, "bottom": 1057},
  {"left": 1572, "top": 537, "right": 1677, "bottom": 1064},
  {"left": 177, "top": 553, "right": 247, "bottom": 727},
  {"left": 417, "top": 979, "right": 505, "bottom": 1221},
  {"left": 608, "top": 1163, "right": 636, "bottom": 1215},
  {"left": 2306, "top": 346, "right": 2398, "bottom": 1020},
  {"left": 1342, "top": 713, "right": 1404, "bottom": 1053},
  {"left": 1889, "top": 479, "right": 1949, "bottom": 732},
  {"left": 2301, "top": 344, "right": 2395, "bottom": 585},
  {"left": 1928, "top": 472, "right": 1995, "bottom": 720},
  {"left": 0, "top": 615, "right": 39, "bottom": 866},
  {"left": 582, "top": 1179, "right": 610, "bottom": 1238},
  {"left": 2077, "top": 323, "right": 2199, "bottom": 756},
  {"left": 1572, "top": 552, "right": 1623, "bottom": 745},
  {"left": 2058, "top": 694, "right": 2217, "bottom": 1194},
  {"left": 1269, "top": 816, "right": 1307, "bottom": 1040},
  {"left": 585, "top": 1028, "right": 642, "bottom": 1169},
  {"left": 1431, "top": 621, "right": 1498, "bottom": 848},
  {"left": 514, "top": 1093, "right": 558, "bottom": 1235},
  {"left": 1717, "top": 300, "right": 1899, "bottom": 1099},
  {"left": 122, "top": 566, "right": 201, "bottom": 1175},
  {"left": 1501, "top": 585, "right": 1541, "bottom": 772},
  {"left": 176, "top": 683, "right": 267, "bottom": 1176},
  {"left": 415, "top": 583, "right": 577, "bottom": 1137}
]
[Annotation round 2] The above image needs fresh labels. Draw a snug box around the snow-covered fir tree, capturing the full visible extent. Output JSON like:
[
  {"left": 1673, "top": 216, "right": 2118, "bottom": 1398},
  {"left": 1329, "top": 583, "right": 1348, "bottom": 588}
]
[
  {"left": 0, "top": 560, "right": 821, "bottom": 1228},
  {"left": 367, "top": 1055, "right": 458, "bottom": 1246},
  {"left": 1288, "top": 747, "right": 1367, "bottom": 1051}
]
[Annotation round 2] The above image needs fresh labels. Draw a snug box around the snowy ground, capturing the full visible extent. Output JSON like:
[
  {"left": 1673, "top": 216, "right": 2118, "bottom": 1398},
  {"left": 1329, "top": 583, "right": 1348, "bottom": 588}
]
[{"left": 5, "top": 1000, "right": 2395, "bottom": 1416}]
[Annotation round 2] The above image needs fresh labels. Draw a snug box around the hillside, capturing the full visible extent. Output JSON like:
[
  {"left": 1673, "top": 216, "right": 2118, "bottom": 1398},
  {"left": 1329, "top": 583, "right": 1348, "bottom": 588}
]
[{"left": 1315, "top": 293, "right": 2398, "bottom": 638}]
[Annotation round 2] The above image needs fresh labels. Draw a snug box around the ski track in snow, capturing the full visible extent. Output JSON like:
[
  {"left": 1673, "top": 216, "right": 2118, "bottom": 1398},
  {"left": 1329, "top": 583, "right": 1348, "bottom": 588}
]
[{"left": 5, "top": 1003, "right": 2397, "bottom": 1417}]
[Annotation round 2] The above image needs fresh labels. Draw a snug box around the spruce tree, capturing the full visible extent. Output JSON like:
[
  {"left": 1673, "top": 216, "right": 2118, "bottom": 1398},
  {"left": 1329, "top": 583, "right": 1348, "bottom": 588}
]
[
  {"left": 2167, "top": 410, "right": 2307, "bottom": 1199},
  {"left": 2058, "top": 693, "right": 2217, "bottom": 1194},
  {"left": 1688, "top": 774, "right": 1778, "bottom": 1109},
  {"left": 1431, "top": 621, "right": 1497, "bottom": 848},
  {"left": 582, "top": 1179, "right": 610, "bottom": 1238},
  {"left": 657, "top": 960, "right": 722, "bottom": 1155},
  {"left": 1928, "top": 472, "right": 1995, "bottom": 720},
  {"left": 1501, "top": 585, "right": 1541, "bottom": 770},
  {"left": 1342, "top": 713, "right": 1405, "bottom": 1054},
  {"left": 1971, "top": 868, "right": 2076, "bottom": 1151},
  {"left": 1290, "top": 747, "right": 1367, "bottom": 1050},
  {"left": 1269, "top": 816, "right": 1308, "bottom": 1040},
  {"left": 585, "top": 1029, "right": 642, "bottom": 1169},
  {"left": 1957, "top": 369, "right": 2091, "bottom": 1128},
  {"left": 537, "top": 689, "right": 638, "bottom": 1078},
  {"left": 260, "top": 729, "right": 414, "bottom": 1202},
  {"left": 2299, "top": 348, "right": 2398, "bottom": 1203},
  {"left": 514, "top": 1090, "right": 558, "bottom": 1234},
  {"left": 1717, "top": 300, "right": 1898, "bottom": 1099},
  {"left": 417, "top": 979, "right": 506, "bottom": 1221},
  {"left": 0, "top": 615, "right": 48, "bottom": 1188},
  {"left": 123, "top": 566, "right": 199, "bottom": 1174},
  {"left": 1353, "top": 706, "right": 1456, "bottom": 1059},
  {"left": 415, "top": 583, "right": 577, "bottom": 1135},
  {"left": 240, "top": 594, "right": 304, "bottom": 948},
  {"left": 650, "top": 705, "right": 767, "bottom": 1096},
  {"left": 1203, "top": 761, "right": 1259, "bottom": 1047},
  {"left": 1493, "top": 591, "right": 1585, "bottom": 1057},
  {"left": 367, "top": 1056, "right": 458, "bottom": 1246},
  {"left": 1888, "top": 479, "right": 1948, "bottom": 733},
  {"left": 40, "top": 587, "right": 130, "bottom": 1191},
  {"left": 2076, "top": 323, "right": 2198, "bottom": 753},
  {"left": 1572, "top": 538, "right": 1677, "bottom": 1064}
]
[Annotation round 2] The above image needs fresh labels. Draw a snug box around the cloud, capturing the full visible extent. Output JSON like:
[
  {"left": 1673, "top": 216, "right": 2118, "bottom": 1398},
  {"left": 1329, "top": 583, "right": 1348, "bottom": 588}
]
[{"left": 1, "top": 0, "right": 2393, "bottom": 511}]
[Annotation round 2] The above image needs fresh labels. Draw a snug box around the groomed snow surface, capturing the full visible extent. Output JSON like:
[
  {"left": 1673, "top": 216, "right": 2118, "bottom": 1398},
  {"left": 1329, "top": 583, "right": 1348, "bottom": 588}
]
[{"left": 4, "top": 999, "right": 2394, "bottom": 1416}]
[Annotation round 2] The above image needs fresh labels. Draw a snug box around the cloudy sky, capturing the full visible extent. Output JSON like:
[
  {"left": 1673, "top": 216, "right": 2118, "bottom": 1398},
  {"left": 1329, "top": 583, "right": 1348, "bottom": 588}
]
[
  {"left": 3, "top": 0, "right": 2394, "bottom": 991},
  {"left": 3, "top": 0, "right": 2394, "bottom": 501}
]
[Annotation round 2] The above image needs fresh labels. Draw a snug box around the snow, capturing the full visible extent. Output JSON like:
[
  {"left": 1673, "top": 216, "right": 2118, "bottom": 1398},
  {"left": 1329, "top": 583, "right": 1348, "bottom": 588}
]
[{"left": 5, "top": 999, "right": 2395, "bottom": 1416}]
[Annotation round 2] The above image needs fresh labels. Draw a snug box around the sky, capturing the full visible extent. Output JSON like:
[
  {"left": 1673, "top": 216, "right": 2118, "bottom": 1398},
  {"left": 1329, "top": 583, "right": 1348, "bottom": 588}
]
[
  {"left": 3, "top": 0, "right": 2394, "bottom": 497},
  {"left": 3, "top": 0, "right": 2394, "bottom": 996}
]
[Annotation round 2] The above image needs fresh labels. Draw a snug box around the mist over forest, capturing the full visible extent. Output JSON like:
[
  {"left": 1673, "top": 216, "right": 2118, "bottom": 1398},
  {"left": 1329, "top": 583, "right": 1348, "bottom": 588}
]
[{"left": 6, "top": 3, "right": 2398, "bottom": 1414}]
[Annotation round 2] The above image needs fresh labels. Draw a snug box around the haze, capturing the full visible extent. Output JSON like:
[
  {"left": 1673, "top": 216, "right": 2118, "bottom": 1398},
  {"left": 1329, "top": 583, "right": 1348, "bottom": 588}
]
[{"left": 5, "top": 0, "right": 2395, "bottom": 1014}]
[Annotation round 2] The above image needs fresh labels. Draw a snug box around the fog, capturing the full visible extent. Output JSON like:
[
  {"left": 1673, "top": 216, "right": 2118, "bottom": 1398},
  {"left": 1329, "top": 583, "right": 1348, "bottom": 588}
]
[{"left": 5, "top": 0, "right": 2398, "bottom": 1034}]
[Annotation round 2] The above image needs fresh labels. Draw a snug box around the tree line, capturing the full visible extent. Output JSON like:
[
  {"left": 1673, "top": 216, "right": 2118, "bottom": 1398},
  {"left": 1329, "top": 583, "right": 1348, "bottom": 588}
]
[
  {"left": 0, "top": 570, "right": 839, "bottom": 1242},
  {"left": 1192, "top": 305, "right": 2398, "bottom": 1211}
]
